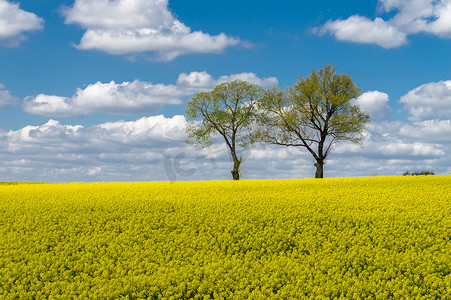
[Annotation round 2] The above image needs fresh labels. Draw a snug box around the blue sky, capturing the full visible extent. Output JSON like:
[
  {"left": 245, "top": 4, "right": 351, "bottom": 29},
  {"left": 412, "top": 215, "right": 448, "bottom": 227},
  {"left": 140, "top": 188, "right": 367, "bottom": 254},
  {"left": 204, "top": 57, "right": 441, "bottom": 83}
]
[{"left": 0, "top": 0, "right": 450, "bottom": 182}]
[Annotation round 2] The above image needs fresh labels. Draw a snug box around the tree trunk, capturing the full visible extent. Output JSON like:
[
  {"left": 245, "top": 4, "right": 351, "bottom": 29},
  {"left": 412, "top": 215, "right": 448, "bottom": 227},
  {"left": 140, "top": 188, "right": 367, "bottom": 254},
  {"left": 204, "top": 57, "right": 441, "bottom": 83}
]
[
  {"left": 230, "top": 149, "right": 241, "bottom": 180},
  {"left": 231, "top": 168, "right": 240, "bottom": 180},
  {"left": 314, "top": 160, "right": 324, "bottom": 178}
]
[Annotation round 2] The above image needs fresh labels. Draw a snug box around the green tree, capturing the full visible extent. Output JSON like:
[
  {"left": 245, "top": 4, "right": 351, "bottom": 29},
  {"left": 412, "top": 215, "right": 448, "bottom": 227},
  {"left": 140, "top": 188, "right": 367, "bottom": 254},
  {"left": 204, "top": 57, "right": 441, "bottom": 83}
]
[
  {"left": 257, "top": 65, "right": 369, "bottom": 178},
  {"left": 185, "top": 80, "right": 263, "bottom": 180}
]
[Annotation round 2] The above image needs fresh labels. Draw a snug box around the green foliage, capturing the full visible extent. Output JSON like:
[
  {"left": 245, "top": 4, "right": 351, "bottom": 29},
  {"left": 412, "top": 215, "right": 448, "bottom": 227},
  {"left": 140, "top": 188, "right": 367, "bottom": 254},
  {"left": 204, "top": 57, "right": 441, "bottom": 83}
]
[
  {"left": 0, "top": 176, "right": 450, "bottom": 298},
  {"left": 256, "top": 65, "right": 370, "bottom": 178},
  {"left": 185, "top": 80, "right": 263, "bottom": 149},
  {"left": 403, "top": 171, "right": 435, "bottom": 176},
  {"left": 185, "top": 79, "right": 264, "bottom": 180}
]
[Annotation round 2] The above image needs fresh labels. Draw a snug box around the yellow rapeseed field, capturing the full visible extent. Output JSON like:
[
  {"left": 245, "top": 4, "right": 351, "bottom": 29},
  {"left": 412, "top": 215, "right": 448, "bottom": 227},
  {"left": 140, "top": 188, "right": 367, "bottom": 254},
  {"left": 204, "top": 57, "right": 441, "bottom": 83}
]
[{"left": 0, "top": 176, "right": 450, "bottom": 299}]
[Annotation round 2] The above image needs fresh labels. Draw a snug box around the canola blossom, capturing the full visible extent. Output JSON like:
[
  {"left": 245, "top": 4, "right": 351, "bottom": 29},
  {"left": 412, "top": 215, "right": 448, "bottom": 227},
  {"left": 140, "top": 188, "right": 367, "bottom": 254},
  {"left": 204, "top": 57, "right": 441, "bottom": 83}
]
[{"left": 0, "top": 176, "right": 450, "bottom": 299}]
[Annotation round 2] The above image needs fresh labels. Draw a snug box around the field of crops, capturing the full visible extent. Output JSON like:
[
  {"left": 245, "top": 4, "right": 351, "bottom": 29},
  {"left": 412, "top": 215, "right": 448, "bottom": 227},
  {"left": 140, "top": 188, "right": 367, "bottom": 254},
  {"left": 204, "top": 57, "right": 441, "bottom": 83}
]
[{"left": 0, "top": 176, "right": 450, "bottom": 299}]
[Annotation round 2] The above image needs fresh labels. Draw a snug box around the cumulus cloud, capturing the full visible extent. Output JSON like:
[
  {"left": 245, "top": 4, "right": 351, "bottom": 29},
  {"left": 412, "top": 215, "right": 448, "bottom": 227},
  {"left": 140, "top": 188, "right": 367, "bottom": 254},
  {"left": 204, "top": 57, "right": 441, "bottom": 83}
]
[
  {"left": 0, "top": 83, "right": 19, "bottom": 107},
  {"left": 319, "top": 16, "right": 408, "bottom": 48},
  {"left": 380, "top": 0, "right": 451, "bottom": 37},
  {"left": 399, "top": 80, "right": 451, "bottom": 121},
  {"left": 23, "top": 81, "right": 183, "bottom": 117},
  {"left": 97, "top": 114, "right": 188, "bottom": 143},
  {"left": 353, "top": 90, "right": 391, "bottom": 120},
  {"left": 61, "top": 0, "right": 241, "bottom": 61},
  {"left": 0, "top": 0, "right": 44, "bottom": 46},
  {"left": 23, "top": 72, "right": 278, "bottom": 117},
  {"left": 317, "top": 0, "right": 451, "bottom": 48}
]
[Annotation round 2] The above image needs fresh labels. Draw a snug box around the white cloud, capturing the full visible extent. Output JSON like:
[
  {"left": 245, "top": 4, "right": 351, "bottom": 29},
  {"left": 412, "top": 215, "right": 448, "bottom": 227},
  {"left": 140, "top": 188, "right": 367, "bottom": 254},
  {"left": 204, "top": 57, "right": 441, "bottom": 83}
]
[
  {"left": 380, "top": 0, "right": 451, "bottom": 37},
  {"left": 23, "top": 72, "right": 278, "bottom": 117},
  {"left": 87, "top": 167, "right": 102, "bottom": 176},
  {"left": 353, "top": 90, "right": 391, "bottom": 120},
  {"left": 318, "top": 0, "right": 451, "bottom": 48},
  {"left": 62, "top": 0, "right": 241, "bottom": 61},
  {"left": 427, "top": 3, "right": 451, "bottom": 37},
  {"left": 176, "top": 71, "right": 278, "bottom": 89},
  {"left": 399, "top": 119, "right": 451, "bottom": 142},
  {"left": 97, "top": 114, "right": 187, "bottom": 143},
  {"left": 24, "top": 81, "right": 183, "bottom": 117},
  {"left": 215, "top": 73, "right": 279, "bottom": 88},
  {"left": 0, "top": 83, "right": 19, "bottom": 107},
  {"left": 23, "top": 95, "right": 82, "bottom": 117},
  {"left": 0, "top": 0, "right": 44, "bottom": 46},
  {"left": 319, "top": 16, "right": 408, "bottom": 48},
  {"left": 333, "top": 124, "right": 445, "bottom": 159},
  {"left": 399, "top": 80, "right": 451, "bottom": 121},
  {"left": 176, "top": 71, "right": 215, "bottom": 88},
  {"left": 379, "top": 142, "right": 444, "bottom": 157}
]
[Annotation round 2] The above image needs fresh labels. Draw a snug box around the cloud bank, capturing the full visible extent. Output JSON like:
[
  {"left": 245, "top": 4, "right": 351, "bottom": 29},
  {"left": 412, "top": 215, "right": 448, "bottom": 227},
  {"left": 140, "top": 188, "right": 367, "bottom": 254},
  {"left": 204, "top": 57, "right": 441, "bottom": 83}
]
[
  {"left": 318, "top": 0, "right": 451, "bottom": 48},
  {"left": 62, "top": 0, "right": 241, "bottom": 61},
  {"left": 23, "top": 72, "right": 278, "bottom": 117},
  {"left": 0, "top": 0, "right": 44, "bottom": 46}
]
